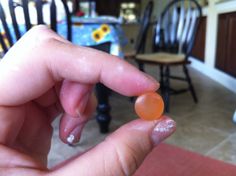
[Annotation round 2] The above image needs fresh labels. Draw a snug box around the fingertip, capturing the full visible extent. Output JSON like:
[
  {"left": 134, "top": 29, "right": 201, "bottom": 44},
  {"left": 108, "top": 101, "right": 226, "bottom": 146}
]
[
  {"left": 151, "top": 116, "right": 176, "bottom": 145},
  {"left": 142, "top": 72, "right": 160, "bottom": 91},
  {"left": 59, "top": 114, "right": 85, "bottom": 144},
  {"left": 127, "top": 65, "right": 160, "bottom": 96},
  {"left": 119, "top": 116, "right": 176, "bottom": 146},
  {"left": 65, "top": 124, "right": 84, "bottom": 145}
]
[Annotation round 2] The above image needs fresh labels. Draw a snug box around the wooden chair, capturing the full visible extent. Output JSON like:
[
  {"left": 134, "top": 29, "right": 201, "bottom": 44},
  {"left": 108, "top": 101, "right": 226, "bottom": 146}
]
[
  {"left": 72, "top": 0, "right": 80, "bottom": 15},
  {"left": 135, "top": 0, "right": 202, "bottom": 112},
  {"left": 0, "top": 0, "right": 71, "bottom": 55},
  {"left": 125, "top": 0, "right": 154, "bottom": 58}
]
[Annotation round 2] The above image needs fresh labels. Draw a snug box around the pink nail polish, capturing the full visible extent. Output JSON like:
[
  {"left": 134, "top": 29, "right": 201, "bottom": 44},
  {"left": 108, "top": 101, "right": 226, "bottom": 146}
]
[
  {"left": 151, "top": 117, "right": 176, "bottom": 145},
  {"left": 66, "top": 124, "right": 83, "bottom": 145}
]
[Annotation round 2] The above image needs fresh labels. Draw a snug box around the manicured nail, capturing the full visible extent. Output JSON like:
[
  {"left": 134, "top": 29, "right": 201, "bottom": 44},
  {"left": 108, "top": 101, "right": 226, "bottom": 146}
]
[
  {"left": 76, "top": 93, "right": 90, "bottom": 117},
  {"left": 151, "top": 117, "right": 176, "bottom": 145},
  {"left": 144, "top": 73, "right": 159, "bottom": 84},
  {"left": 67, "top": 134, "right": 75, "bottom": 144},
  {"left": 66, "top": 124, "right": 83, "bottom": 145}
]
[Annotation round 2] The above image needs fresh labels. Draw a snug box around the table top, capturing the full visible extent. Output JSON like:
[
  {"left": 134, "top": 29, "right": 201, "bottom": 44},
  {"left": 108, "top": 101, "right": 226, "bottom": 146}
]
[
  {"left": 71, "top": 16, "right": 123, "bottom": 25},
  {"left": 0, "top": 18, "right": 127, "bottom": 57},
  {"left": 60, "top": 21, "right": 126, "bottom": 57}
]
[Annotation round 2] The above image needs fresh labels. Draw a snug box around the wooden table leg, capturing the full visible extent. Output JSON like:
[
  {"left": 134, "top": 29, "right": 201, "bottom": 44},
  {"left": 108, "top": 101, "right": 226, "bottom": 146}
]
[{"left": 95, "top": 83, "right": 111, "bottom": 133}]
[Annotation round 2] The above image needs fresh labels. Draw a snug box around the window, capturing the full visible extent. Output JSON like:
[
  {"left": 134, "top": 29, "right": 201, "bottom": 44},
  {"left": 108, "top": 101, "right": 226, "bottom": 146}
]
[{"left": 120, "top": 2, "right": 140, "bottom": 23}]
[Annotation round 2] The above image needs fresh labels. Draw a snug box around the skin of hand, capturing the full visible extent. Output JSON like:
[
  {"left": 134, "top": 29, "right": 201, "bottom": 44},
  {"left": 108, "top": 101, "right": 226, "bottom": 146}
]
[{"left": 0, "top": 25, "right": 176, "bottom": 176}]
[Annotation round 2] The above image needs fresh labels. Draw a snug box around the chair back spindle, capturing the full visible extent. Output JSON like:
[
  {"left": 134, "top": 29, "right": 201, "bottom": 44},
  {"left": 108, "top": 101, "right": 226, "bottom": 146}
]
[
  {"left": 8, "top": 0, "right": 21, "bottom": 40},
  {"left": 50, "top": 0, "right": 57, "bottom": 32},
  {"left": 61, "top": 0, "right": 72, "bottom": 41},
  {"left": 0, "top": 3, "right": 13, "bottom": 47},
  {"left": 22, "top": 0, "right": 32, "bottom": 30},
  {"left": 0, "top": 4, "right": 10, "bottom": 52},
  {"left": 0, "top": 0, "right": 72, "bottom": 55},
  {"left": 153, "top": 0, "right": 202, "bottom": 57},
  {"left": 135, "top": 1, "right": 153, "bottom": 54},
  {"left": 35, "top": 0, "right": 44, "bottom": 24}
]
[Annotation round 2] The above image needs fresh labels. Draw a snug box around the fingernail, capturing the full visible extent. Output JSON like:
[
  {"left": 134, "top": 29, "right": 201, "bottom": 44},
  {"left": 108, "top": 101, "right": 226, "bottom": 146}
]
[
  {"left": 67, "top": 134, "right": 75, "bottom": 144},
  {"left": 66, "top": 124, "right": 83, "bottom": 145},
  {"left": 76, "top": 93, "right": 90, "bottom": 117},
  {"left": 143, "top": 73, "right": 158, "bottom": 83},
  {"left": 143, "top": 73, "right": 160, "bottom": 88},
  {"left": 151, "top": 117, "right": 176, "bottom": 145}
]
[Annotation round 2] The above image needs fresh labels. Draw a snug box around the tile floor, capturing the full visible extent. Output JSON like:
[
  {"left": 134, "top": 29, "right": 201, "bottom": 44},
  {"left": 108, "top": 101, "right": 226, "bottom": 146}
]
[{"left": 48, "top": 62, "right": 236, "bottom": 168}]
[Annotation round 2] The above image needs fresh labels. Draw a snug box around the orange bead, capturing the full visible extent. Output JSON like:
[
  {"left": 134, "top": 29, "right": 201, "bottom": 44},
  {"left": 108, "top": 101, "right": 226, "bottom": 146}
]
[{"left": 134, "top": 92, "right": 164, "bottom": 121}]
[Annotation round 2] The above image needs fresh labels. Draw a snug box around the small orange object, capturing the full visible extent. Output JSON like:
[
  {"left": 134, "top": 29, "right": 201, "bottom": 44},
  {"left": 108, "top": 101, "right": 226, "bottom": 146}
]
[{"left": 134, "top": 92, "right": 164, "bottom": 121}]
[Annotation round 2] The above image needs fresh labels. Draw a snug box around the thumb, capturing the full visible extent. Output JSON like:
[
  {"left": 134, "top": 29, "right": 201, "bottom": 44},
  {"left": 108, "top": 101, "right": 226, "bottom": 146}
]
[{"left": 49, "top": 116, "right": 176, "bottom": 176}]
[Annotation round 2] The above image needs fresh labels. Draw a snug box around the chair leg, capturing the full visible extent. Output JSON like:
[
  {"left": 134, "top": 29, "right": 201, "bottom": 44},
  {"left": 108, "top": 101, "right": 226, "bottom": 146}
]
[
  {"left": 138, "top": 62, "right": 145, "bottom": 72},
  {"left": 159, "top": 65, "right": 164, "bottom": 93},
  {"left": 183, "top": 65, "right": 198, "bottom": 103},
  {"left": 163, "top": 66, "right": 170, "bottom": 112},
  {"left": 95, "top": 83, "right": 111, "bottom": 133}
]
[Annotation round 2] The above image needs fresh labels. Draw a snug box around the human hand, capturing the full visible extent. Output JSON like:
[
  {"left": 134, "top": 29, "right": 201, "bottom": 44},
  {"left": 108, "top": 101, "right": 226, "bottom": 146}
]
[{"left": 0, "top": 25, "right": 176, "bottom": 176}]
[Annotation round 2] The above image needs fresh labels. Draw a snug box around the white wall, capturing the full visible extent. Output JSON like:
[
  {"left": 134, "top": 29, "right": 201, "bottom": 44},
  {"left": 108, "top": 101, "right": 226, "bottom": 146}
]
[{"left": 191, "top": 0, "right": 236, "bottom": 94}]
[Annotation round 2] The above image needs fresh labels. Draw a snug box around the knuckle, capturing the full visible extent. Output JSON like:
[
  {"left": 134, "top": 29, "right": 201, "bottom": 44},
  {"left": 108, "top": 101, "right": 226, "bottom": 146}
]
[
  {"left": 30, "top": 24, "right": 50, "bottom": 32},
  {"left": 29, "top": 25, "right": 51, "bottom": 39},
  {"left": 27, "top": 25, "right": 57, "bottom": 46}
]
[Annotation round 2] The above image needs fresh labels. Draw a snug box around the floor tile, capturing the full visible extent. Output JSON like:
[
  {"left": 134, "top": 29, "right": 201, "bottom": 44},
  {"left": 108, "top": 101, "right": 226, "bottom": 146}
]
[
  {"left": 206, "top": 133, "right": 236, "bottom": 165},
  {"left": 47, "top": 64, "right": 236, "bottom": 167}
]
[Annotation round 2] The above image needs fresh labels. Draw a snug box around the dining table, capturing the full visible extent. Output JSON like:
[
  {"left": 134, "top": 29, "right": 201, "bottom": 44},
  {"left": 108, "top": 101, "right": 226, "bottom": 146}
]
[{"left": 68, "top": 16, "right": 127, "bottom": 133}]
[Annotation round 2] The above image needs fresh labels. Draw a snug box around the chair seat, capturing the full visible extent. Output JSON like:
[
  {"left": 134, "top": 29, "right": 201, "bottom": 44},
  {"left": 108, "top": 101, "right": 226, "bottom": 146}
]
[
  {"left": 124, "top": 49, "right": 136, "bottom": 58},
  {"left": 136, "top": 52, "right": 186, "bottom": 65}
]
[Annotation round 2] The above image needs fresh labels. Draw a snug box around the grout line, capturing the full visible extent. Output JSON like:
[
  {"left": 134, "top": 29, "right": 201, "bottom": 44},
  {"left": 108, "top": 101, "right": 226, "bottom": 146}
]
[{"left": 205, "top": 133, "right": 235, "bottom": 156}]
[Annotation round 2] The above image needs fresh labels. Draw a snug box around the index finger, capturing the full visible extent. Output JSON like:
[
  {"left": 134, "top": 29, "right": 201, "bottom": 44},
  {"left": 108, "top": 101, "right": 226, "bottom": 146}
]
[{"left": 0, "top": 25, "right": 159, "bottom": 106}]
